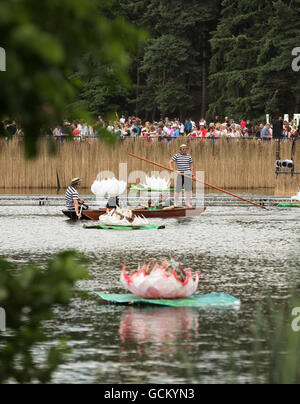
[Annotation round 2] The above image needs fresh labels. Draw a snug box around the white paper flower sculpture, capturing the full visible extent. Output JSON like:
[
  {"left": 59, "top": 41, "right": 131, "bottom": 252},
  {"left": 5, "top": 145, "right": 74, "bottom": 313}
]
[
  {"left": 291, "top": 189, "right": 300, "bottom": 201},
  {"left": 99, "top": 208, "right": 149, "bottom": 227},
  {"left": 91, "top": 178, "right": 127, "bottom": 197},
  {"left": 120, "top": 257, "right": 199, "bottom": 299},
  {"left": 141, "top": 176, "right": 170, "bottom": 190}
]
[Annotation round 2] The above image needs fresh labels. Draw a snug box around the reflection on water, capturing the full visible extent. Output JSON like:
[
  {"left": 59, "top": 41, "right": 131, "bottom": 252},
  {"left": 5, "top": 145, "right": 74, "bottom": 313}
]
[
  {"left": 120, "top": 307, "right": 200, "bottom": 348},
  {"left": 0, "top": 201, "right": 299, "bottom": 383}
]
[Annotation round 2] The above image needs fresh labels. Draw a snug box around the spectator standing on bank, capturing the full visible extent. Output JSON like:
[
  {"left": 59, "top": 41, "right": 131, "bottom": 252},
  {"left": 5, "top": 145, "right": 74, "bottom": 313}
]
[
  {"left": 240, "top": 119, "right": 247, "bottom": 130},
  {"left": 261, "top": 124, "right": 272, "bottom": 141},
  {"left": 88, "top": 125, "right": 94, "bottom": 138},
  {"left": 282, "top": 126, "right": 288, "bottom": 138},
  {"left": 173, "top": 125, "right": 180, "bottom": 138},
  {"left": 199, "top": 118, "right": 207, "bottom": 127},
  {"left": 224, "top": 117, "right": 230, "bottom": 128},
  {"left": 291, "top": 126, "right": 298, "bottom": 138},
  {"left": 271, "top": 116, "right": 283, "bottom": 139},
  {"left": 191, "top": 118, "right": 196, "bottom": 130},
  {"left": 81, "top": 123, "right": 89, "bottom": 139},
  {"left": 131, "top": 127, "right": 138, "bottom": 138},
  {"left": 77, "top": 122, "right": 83, "bottom": 137},
  {"left": 199, "top": 124, "right": 207, "bottom": 138},
  {"left": 131, "top": 120, "right": 140, "bottom": 137},
  {"left": 72, "top": 123, "right": 80, "bottom": 139},
  {"left": 246, "top": 120, "right": 253, "bottom": 136},
  {"left": 150, "top": 125, "right": 157, "bottom": 137},
  {"left": 163, "top": 123, "right": 170, "bottom": 136},
  {"left": 184, "top": 118, "right": 193, "bottom": 135},
  {"left": 179, "top": 122, "right": 185, "bottom": 136},
  {"left": 120, "top": 115, "right": 126, "bottom": 125}
]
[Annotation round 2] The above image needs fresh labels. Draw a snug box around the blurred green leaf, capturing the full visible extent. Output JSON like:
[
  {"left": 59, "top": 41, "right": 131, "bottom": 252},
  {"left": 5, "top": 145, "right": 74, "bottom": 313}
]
[
  {"left": 0, "top": 0, "right": 145, "bottom": 158},
  {"left": 0, "top": 251, "right": 89, "bottom": 384}
]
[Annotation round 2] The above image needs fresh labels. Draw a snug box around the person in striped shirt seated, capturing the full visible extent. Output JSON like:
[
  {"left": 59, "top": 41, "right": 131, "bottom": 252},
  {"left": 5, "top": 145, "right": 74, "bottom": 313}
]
[
  {"left": 65, "top": 178, "right": 90, "bottom": 219},
  {"left": 169, "top": 144, "right": 194, "bottom": 208}
]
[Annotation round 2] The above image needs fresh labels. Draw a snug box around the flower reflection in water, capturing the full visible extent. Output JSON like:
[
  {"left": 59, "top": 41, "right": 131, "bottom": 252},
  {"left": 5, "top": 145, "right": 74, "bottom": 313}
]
[{"left": 119, "top": 306, "right": 200, "bottom": 353}]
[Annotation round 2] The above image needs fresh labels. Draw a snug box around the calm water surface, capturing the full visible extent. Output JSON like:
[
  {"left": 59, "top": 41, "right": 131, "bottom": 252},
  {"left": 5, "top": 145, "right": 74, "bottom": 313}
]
[{"left": 0, "top": 200, "right": 299, "bottom": 384}]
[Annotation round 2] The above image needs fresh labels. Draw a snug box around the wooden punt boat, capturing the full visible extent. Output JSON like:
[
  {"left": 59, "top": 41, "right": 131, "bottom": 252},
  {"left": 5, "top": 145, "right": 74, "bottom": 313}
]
[
  {"left": 83, "top": 224, "right": 166, "bottom": 230},
  {"left": 62, "top": 207, "right": 206, "bottom": 221}
]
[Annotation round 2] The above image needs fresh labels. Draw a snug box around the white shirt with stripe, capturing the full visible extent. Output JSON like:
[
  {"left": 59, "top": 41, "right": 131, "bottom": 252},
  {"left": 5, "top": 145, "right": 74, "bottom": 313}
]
[
  {"left": 65, "top": 186, "right": 79, "bottom": 210},
  {"left": 172, "top": 153, "right": 193, "bottom": 173}
]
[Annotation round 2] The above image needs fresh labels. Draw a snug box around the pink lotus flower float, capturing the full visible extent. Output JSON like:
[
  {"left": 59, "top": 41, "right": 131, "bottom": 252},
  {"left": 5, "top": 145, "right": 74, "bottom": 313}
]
[{"left": 120, "top": 257, "right": 199, "bottom": 299}]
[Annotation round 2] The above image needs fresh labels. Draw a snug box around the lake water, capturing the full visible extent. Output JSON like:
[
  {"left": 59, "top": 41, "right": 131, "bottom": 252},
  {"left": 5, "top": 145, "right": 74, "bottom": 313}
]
[{"left": 0, "top": 198, "right": 299, "bottom": 384}]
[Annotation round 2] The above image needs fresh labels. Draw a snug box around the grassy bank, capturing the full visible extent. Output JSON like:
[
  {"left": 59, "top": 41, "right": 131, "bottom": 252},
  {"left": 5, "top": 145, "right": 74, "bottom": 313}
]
[{"left": 0, "top": 138, "right": 299, "bottom": 192}]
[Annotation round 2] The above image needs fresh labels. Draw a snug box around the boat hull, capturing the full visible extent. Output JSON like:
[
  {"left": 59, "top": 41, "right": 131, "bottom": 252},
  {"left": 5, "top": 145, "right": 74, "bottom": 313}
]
[
  {"left": 83, "top": 224, "right": 166, "bottom": 230},
  {"left": 63, "top": 207, "right": 206, "bottom": 221}
]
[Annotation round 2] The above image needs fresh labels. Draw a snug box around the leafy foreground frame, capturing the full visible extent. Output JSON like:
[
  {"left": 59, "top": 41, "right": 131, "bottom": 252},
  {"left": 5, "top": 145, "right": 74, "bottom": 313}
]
[{"left": 0, "top": 251, "right": 88, "bottom": 384}]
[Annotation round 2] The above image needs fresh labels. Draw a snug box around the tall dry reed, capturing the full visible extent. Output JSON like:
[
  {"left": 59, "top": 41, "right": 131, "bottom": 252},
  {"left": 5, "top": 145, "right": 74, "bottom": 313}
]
[{"left": 0, "top": 138, "right": 299, "bottom": 193}]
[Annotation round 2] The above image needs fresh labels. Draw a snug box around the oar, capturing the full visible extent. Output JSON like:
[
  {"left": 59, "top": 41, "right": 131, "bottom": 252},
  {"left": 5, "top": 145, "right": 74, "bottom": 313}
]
[
  {"left": 78, "top": 203, "right": 88, "bottom": 220},
  {"left": 128, "top": 152, "right": 267, "bottom": 210},
  {"left": 78, "top": 204, "right": 84, "bottom": 220}
]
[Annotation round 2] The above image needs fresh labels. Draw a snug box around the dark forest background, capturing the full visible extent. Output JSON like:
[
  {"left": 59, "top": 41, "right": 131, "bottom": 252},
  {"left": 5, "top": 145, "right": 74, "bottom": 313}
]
[{"left": 72, "top": 0, "right": 300, "bottom": 122}]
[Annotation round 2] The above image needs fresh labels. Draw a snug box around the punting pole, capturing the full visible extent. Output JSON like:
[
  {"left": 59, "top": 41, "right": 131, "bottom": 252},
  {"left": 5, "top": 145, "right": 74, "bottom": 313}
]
[{"left": 128, "top": 153, "right": 267, "bottom": 210}]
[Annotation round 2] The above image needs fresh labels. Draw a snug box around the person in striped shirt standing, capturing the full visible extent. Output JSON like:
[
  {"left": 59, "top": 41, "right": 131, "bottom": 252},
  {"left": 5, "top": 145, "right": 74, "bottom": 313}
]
[
  {"left": 65, "top": 178, "right": 90, "bottom": 219},
  {"left": 169, "top": 144, "right": 194, "bottom": 208}
]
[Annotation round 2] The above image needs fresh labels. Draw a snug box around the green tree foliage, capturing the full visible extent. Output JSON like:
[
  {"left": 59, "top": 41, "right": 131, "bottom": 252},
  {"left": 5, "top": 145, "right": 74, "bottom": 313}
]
[
  {"left": 0, "top": 251, "right": 89, "bottom": 384},
  {"left": 119, "top": 0, "right": 221, "bottom": 120},
  {"left": 140, "top": 34, "right": 195, "bottom": 118},
  {"left": 118, "top": 0, "right": 300, "bottom": 121},
  {"left": 2, "top": 0, "right": 300, "bottom": 139},
  {"left": 0, "top": 0, "right": 145, "bottom": 385},
  {"left": 252, "top": 0, "right": 300, "bottom": 118},
  {"left": 70, "top": 58, "right": 133, "bottom": 117},
  {"left": 250, "top": 292, "right": 300, "bottom": 384},
  {"left": 209, "top": 0, "right": 300, "bottom": 121},
  {"left": 0, "top": 0, "right": 143, "bottom": 157}
]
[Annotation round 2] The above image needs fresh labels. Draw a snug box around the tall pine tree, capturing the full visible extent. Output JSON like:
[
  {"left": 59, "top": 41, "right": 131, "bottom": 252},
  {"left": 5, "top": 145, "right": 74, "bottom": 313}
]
[
  {"left": 120, "top": 0, "right": 221, "bottom": 120},
  {"left": 252, "top": 0, "right": 300, "bottom": 118},
  {"left": 209, "top": 0, "right": 300, "bottom": 121}
]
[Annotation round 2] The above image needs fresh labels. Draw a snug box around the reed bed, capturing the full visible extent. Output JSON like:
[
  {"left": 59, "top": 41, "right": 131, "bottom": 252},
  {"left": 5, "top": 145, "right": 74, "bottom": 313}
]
[{"left": 0, "top": 138, "right": 299, "bottom": 193}]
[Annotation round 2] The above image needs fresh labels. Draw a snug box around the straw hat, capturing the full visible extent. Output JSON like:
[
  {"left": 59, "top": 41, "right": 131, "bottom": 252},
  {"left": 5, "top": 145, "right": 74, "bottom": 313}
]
[
  {"left": 71, "top": 177, "right": 81, "bottom": 186},
  {"left": 180, "top": 144, "right": 188, "bottom": 149}
]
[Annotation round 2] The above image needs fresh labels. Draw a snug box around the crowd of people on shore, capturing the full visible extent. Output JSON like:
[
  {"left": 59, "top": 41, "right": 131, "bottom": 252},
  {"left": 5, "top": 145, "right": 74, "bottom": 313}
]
[
  {"left": 2, "top": 115, "right": 299, "bottom": 141},
  {"left": 52, "top": 115, "right": 299, "bottom": 141},
  {"left": 1, "top": 120, "right": 23, "bottom": 137}
]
